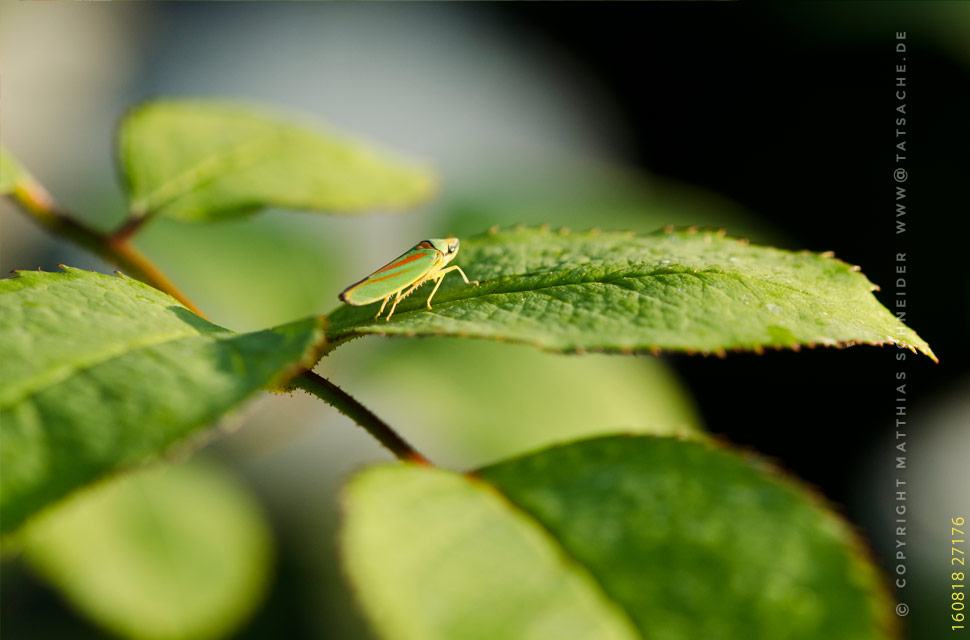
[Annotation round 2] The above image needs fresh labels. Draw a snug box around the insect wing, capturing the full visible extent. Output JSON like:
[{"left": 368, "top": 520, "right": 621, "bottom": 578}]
[{"left": 339, "top": 243, "right": 440, "bottom": 305}]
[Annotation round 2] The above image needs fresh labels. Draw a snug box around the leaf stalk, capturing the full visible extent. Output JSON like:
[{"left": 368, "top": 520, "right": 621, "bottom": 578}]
[
  {"left": 8, "top": 180, "right": 206, "bottom": 318},
  {"left": 291, "top": 371, "right": 431, "bottom": 464}
]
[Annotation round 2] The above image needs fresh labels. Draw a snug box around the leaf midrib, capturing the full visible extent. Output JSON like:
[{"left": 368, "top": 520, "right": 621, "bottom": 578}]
[
  {"left": 331, "top": 263, "right": 870, "bottom": 330},
  {"left": 130, "top": 132, "right": 283, "bottom": 215},
  {"left": 0, "top": 325, "right": 218, "bottom": 408},
  {"left": 473, "top": 473, "right": 645, "bottom": 640}
]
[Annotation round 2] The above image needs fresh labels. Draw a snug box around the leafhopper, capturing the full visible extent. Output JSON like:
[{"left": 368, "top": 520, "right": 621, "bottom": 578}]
[{"left": 339, "top": 237, "right": 478, "bottom": 321}]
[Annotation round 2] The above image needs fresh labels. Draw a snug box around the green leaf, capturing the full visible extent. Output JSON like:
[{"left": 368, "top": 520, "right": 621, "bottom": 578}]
[
  {"left": 327, "top": 226, "right": 935, "bottom": 360},
  {"left": 342, "top": 435, "right": 895, "bottom": 640},
  {"left": 0, "top": 266, "right": 324, "bottom": 534},
  {"left": 342, "top": 463, "right": 639, "bottom": 640},
  {"left": 329, "top": 337, "right": 701, "bottom": 468},
  {"left": 118, "top": 99, "right": 436, "bottom": 222},
  {"left": 20, "top": 459, "right": 272, "bottom": 640},
  {"left": 0, "top": 145, "right": 27, "bottom": 195}
]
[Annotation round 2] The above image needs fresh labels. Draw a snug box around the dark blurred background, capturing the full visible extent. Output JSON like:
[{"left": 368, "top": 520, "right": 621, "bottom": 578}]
[
  {"left": 515, "top": 7, "right": 970, "bottom": 640},
  {"left": 2, "top": 2, "right": 966, "bottom": 639},
  {"left": 510, "top": 2, "right": 969, "bottom": 494}
]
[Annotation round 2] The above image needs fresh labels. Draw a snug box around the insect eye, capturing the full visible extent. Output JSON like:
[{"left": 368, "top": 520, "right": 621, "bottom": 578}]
[{"left": 449, "top": 243, "right": 457, "bottom": 253}]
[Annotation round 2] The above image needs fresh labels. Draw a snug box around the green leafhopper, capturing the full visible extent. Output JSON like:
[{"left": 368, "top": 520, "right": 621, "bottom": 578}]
[{"left": 339, "top": 237, "right": 478, "bottom": 321}]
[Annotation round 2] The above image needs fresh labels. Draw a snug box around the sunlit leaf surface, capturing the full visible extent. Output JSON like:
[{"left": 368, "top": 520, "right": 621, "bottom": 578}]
[
  {"left": 118, "top": 100, "right": 435, "bottom": 221},
  {"left": 0, "top": 267, "right": 323, "bottom": 533},
  {"left": 328, "top": 226, "right": 934, "bottom": 360}
]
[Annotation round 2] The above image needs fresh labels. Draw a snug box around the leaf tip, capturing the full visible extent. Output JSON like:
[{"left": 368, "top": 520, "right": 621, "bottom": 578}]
[{"left": 915, "top": 343, "right": 939, "bottom": 363}]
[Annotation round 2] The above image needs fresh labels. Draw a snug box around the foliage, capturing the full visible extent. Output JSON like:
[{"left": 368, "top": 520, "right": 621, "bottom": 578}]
[
  {"left": 0, "top": 99, "right": 930, "bottom": 640},
  {"left": 0, "top": 267, "right": 323, "bottom": 534},
  {"left": 118, "top": 100, "right": 435, "bottom": 221},
  {"left": 0, "top": 146, "right": 28, "bottom": 195},
  {"left": 328, "top": 225, "right": 933, "bottom": 359},
  {"left": 343, "top": 436, "right": 892, "bottom": 640},
  {"left": 20, "top": 460, "right": 272, "bottom": 640}
]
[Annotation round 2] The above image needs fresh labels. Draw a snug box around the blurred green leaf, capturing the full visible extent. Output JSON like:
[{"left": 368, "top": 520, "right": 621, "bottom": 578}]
[
  {"left": 0, "top": 145, "right": 27, "bottom": 195},
  {"left": 342, "top": 435, "right": 895, "bottom": 640},
  {"left": 0, "top": 267, "right": 324, "bottom": 533},
  {"left": 329, "top": 337, "right": 700, "bottom": 468},
  {"left": 342, "top": 461, "right": 639, "bottom": 640},
  {"left": 328, "top": 226, "right": 935, "bottom": 360},
  {"left": 118, "top": 99, "right": 436, "bottom": 222},
  {"left": 21, "top": 460, "right": 272, "bottom": 640}
]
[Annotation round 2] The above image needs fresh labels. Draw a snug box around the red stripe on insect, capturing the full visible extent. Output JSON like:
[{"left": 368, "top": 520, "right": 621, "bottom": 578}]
[
  {"left": 368, "top": 271, "right": 413, "bottom": 283},
  {"left": 372, "top": 252, "right": 431, "bottom": 275}
]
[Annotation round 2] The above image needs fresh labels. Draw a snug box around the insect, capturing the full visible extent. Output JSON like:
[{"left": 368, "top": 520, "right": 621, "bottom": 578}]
[{"left": 339, "top": 237, "right": 478, "bottom": 321}]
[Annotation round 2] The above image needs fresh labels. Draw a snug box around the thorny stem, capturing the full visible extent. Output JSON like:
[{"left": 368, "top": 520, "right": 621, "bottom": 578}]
[
  {"left": 6, "top": 175, "right": 430, "bottom": 464},
  {"left": 291, "top": 371, "right": 431, "bottom": 464}
]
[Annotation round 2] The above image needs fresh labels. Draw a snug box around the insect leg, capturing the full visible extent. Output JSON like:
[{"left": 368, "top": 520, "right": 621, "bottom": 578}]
[
  {"left": 429, "top": 265, "right": 479, "bottom": 286},
  {"left": 451, "top": 265, "right": 479, "bottom": 286},
  {"left": 375, "top": 295, "right": 390, "bottom": 319},
  {"left": 385, "top": 290, "right": 405, "bottom": 322},
  {"left": 424, "top": 265, "right": 478, "bottom": 309},
  {"left": 398, "top": 278, "right": 428, "bottom": 300},
  {"left": 426, "top": 273, "right": 446, "bottom": 310}
]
